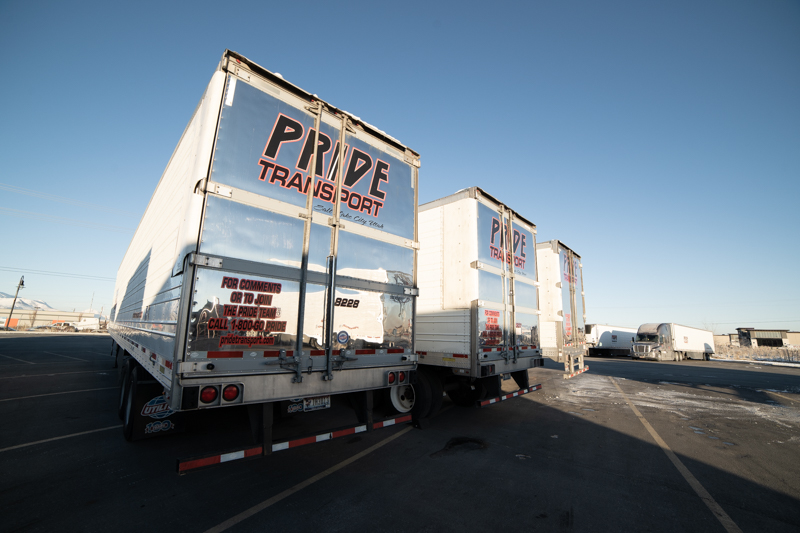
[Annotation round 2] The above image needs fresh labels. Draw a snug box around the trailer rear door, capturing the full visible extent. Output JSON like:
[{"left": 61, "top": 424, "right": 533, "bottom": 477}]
[{"left": 184, "top": 62, "right": 419, "bottom": 379}]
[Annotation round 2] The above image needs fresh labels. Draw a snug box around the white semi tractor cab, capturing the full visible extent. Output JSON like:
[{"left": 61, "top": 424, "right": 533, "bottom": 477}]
[
  {"left": 536, "top": 240, "right": 588, "bottom": 377},
  {"left": 585, "top": 324, "right": 637, "bottom": 357},
  {"left": 631, "top": 323, "right": 715, "bottom": 361},
  {"left": 416, "top": 188, "right": 544, "bottom": 406},
  {"left": 109, "top": 50, "right": 425, "bottom": 445}
]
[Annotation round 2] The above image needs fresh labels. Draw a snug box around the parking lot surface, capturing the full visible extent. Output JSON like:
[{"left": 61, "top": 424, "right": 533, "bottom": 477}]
[{"left": 1, "top": 334, "right": 799, "bottom": 532}]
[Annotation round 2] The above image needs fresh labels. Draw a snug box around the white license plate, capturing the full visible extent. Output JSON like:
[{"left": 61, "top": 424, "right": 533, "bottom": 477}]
[{"left": 303, "top": 396, "right": 331, "bottom": 412}]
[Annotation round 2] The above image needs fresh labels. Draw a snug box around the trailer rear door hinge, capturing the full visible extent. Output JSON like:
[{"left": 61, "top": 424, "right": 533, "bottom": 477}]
[
  {"left": 404, "top": 152, "right": 421, "bottom": 168},
  {"left": 404, "top": 240, "right": 420, "bottom": 250},
  {"left": 211, "top": 183, "right": 232, "bottom": 198},
  {"left": 470, "top": 260, "right": 484, "bottom": 270},
  {"left": 190, "top": 254, "right": 223, "bottom": 268},
  {"left": 403, "top": 287, "right": 419, "bottom": 296}
]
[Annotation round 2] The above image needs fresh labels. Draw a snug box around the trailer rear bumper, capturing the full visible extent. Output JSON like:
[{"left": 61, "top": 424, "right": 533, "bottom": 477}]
[
  {"left": 178, "top": 364, "right": 416, "bottom": 408},
  {"left": 477, "top": 384, "right": 542, "bottom": 407}
]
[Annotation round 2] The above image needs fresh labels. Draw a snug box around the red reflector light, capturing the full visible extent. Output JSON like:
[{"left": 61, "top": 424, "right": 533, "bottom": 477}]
[
  {"left": 200, "top": 386, "right": 218, "bottom": 403},
  {"left": 398, "top": 371, "right": 406, "bottom": 383},
  {"left": 222, "top": 385, "right": 239, "bottom": 401},
  {"left": 388, "top": 372, "right": 396, "bottom": 384}
]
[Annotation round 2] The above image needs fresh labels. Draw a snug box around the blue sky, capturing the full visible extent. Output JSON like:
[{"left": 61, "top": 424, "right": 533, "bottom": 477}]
[{"left": 0, "top": 0, "right": 798, "bottom": 333}]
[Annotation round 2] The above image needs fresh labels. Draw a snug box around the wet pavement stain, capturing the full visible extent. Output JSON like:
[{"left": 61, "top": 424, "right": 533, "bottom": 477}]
[{"left": 430, "top": 437, "right": 488, "bottom": 458}]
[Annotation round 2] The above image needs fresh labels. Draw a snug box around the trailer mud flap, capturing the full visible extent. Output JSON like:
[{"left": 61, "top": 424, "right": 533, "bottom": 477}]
[
  {"left": 477, "top": 384, "right": 542, "bottom": 407},
  {"left": 131, "top": 381, "right": 183, "bottom": 441}
]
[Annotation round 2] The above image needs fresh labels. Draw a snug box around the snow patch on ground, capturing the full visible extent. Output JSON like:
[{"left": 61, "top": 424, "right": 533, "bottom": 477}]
[{"left": 552, "top": 373, "right": 800, "bottom": 426}]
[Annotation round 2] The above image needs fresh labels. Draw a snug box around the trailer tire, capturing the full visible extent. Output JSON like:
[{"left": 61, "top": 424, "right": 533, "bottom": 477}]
[
  {"left": 481, "top": 375, "right": 502, "bottom": 399},
  {"left": 122, "top": 366, "right": 140, "bottom": 441},
  {"left": 388, "top": 384, "right": 416, "bottom": 414},
  {"left": 447, "top": 383, "right": 482, "bottom": 407},
  {"left": 419, "top": 368, "right": 443, "bottom": 418},
  {"left": 411, "top": 370, "right": 434, "bottom": 420},
  {"left": 118, "top": 358, "right": 133, "bottom": 420}
]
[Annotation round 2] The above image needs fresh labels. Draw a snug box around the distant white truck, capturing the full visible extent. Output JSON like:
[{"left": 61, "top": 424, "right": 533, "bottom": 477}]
[
  {"left": 585, "top": 324, "right": 637, "bottom": 357},
  {"left": 631, "top": 323, "right": 715, "bottom": 361}
]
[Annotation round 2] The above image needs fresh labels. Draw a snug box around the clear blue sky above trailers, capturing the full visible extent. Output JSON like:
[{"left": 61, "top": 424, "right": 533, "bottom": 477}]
[{"left": 0, "top": 0, "right": 798, "bottom": 333}]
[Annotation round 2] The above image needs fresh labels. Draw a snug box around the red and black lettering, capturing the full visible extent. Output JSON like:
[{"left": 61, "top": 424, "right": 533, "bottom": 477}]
[
  {"left": 297, "top": 130, "right": 332, "bottom": 176},
  {"left": 343, "top": 148, "right": 373, "bottom": 188},
  {"left": 264, "top": 114, "right": 304, "bottom": 159},
  {"left": 370, "top": 160, "right": 389, "bottom": 200},
  {"left": 221, "top": 276, "right": 239, "bottom": 289},
  {"left": 207, "top": 318, "right": 229, "bottom": 331}
]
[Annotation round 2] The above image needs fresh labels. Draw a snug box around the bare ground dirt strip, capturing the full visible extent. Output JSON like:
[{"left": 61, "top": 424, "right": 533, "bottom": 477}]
[{"left": 1, "top": 334, "right": 799, "bottom": 533}]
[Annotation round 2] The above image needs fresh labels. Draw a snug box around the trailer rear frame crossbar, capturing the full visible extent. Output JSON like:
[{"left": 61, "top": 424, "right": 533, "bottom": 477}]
[
  {"left": 477, "top": 384, "right": 542, "bottom": 407},
  {"left": 563, "top": 365, "right": 589, "bottom": 379},
  {"left": 177, "top": 414, "right": 412, "bottom": 474}
]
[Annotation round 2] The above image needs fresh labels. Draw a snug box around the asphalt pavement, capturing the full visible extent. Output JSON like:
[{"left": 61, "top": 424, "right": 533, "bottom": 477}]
[{"left": 1, "top": 334, "right": 799, "bottom": 532}]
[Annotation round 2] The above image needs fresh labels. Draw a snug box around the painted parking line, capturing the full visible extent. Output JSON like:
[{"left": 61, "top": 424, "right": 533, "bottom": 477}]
[
  {"left": 0, "top": 425, "right": 122, "bottom": 453},
  {"left": 0, "top": 370, "right": 113, "bottom": 380},
  {"left": 204, "top": 425, "right": 415, "bottom": 533},
  {"left": 43, "top": 351, "right": 89, "bottom": 362},
  {"left": 609, "top": 377, "right": 742, "bottom": 533},
  {"left": 0, "top": 353, "right": 35, "bottom": 365},
  {"left": 0, "top": 387, "right": 117, "bottom": 402}
]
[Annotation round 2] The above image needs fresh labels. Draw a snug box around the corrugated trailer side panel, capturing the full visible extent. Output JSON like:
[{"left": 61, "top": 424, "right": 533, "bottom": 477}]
[
  {"left": 536, "top": 243, "right": 561, "bottom": 358},
  {"left": 110, "top": 72, "right": 225, "bottom": 387},
  {"left": 416, "top": 202, "right": 472, "bottom": 357}
]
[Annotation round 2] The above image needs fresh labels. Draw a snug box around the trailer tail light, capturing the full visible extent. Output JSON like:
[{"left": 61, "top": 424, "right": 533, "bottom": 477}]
[
  {"left": 398, "top": 371, "right": 406, "bottom": 383},
  {"left": 200, "top": 386, "right": 219, "bottom": 404},
  {"left": 388, "top": 372, "right": 396, "bottom": 384},
  {"left": 222, "top": 385, "right": 239, "bottom": 402}
]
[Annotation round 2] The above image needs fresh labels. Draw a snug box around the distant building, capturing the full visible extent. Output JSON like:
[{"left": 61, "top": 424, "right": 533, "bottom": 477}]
[
  {"left": 787, "top": 332, "right": 800, "bottom": 347},
  {"left": 1, "top": 308, "right": 98, "bottom": 330},
  {"left": 736, "top": 328, "right": 792, "bottom": 348},
  {"left": 713, "top": 334, "right": 740, "bottom": 347}
]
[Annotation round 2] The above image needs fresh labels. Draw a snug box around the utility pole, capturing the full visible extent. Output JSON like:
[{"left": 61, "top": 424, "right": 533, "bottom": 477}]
[{"left": 5, "top": 276, "right": 24, "bottom": 330}]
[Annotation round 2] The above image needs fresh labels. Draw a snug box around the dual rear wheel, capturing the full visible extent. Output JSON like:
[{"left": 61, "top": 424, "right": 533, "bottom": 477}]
[{"left": 387, "top": 367, "right": 443, "bottom": 419}]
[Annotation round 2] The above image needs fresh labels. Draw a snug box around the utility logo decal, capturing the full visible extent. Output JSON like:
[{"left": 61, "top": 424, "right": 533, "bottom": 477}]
[{"left": 141, "top": 395, "right": 173, "bottom": 420}]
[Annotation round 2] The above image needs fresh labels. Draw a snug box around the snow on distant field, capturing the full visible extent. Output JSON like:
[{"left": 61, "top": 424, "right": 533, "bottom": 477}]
[{"left": 0, "top": 292, "right": 55, "bottom": 310}]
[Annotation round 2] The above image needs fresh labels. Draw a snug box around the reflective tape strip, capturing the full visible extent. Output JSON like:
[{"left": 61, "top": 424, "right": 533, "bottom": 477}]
[
  {"left": 477, "top": 384, "right": 542, "bottom": 407},
  {"left": 373, "top": 414, "right": 412, "bottom": 429},
  {"left": 563, "top": 365, "right": 589, "bottom": 379},
  {"left": 208, "top": 351, "right": 244, "bottom": 358},
  {"left": 177, "top": 417, "right": 406, "bottom": 473},
  {"left": 453, "top": 354, "right": 469, "bottom": 359}
]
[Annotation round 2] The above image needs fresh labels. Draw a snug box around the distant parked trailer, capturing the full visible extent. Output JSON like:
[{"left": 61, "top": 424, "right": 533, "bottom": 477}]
[
  {"left": 585, "top": 324, "right": 637, "bottom": 357},
  {"left": 536, "top": 240, "right": 587, "bottom": 377}
]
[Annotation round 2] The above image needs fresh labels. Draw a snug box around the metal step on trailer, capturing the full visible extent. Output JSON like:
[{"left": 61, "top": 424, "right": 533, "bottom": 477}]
[
  {"left": 476, "top": 384, "right": 542, "bottom": 407},
  {"left": 177, "top": 414, "right": 412, "bottom": 474}
]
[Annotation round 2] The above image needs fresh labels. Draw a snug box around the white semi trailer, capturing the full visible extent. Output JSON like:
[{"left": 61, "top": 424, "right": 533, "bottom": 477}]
[
  {"left": 536, "top": 240, "right": 588, "bottom": 377},
  {"left": 415, "top": 187, "right": 544, "bottom": 408},
  {"left": 631, "top": 323, "right": 715, "bottom": 361},
  {"left": 109, "top": 50, "right": 426, "bottom": 449},
  {"left": 585, "top": 324, "right": 637, "bottom": 357}
]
